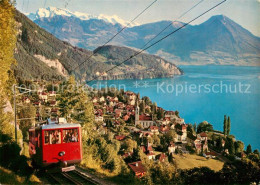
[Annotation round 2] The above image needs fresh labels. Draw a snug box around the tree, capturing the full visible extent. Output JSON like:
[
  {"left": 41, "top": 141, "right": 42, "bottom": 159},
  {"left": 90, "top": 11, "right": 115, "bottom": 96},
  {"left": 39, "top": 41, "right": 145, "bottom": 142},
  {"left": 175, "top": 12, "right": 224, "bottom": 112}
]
[
  {"left": 21, "top": 27, "right": 28, "bottom": 43},
  {"left": 187, "top": 123, "right": 194, "bottom": 133},
  {"left": 139, "top": 101, "right": 145, "bottom": 114},
  {"left": 197, "top": 121, "right": 213, "bottom": 133},
  {"left": 39, "top": 105, "right": 49, "bottom": 120},
  {"left": 18, "top": 105, "right": 36, "bottom": 139},
  {"left": 58, "top": 76, "right": 78, "bottom": 120},
  {"left": 175, "top": 110, "right": 179, "bottom": 118},
  {"left": 149, "top": 162, "right": 176, "bottom": 184},
  {"left": 132, "top": 147, "right": 140, "bottom": 161},
  {"left": 157, "top": 108, "right": 164, "bottom": 120},
  {"left": 122, "top": 138, "right": 137, "bottom": 153},
  {"left": 234, "top": 141, "right": 244, "bottom": 154},
  {"left": 223, "top": 115, "right": 227, "bottom": 136},
  {"left": 216, "top": 136, "right": 223, "bottom": 151},
  {"left": 253, "top": 149, "right": 260, "bottom": 158},
  {"left": 165, "top": 130, "right": 177, "bottom": 143},
  {"left": 227, "top": 116, "right": 231, "bottom": 136},
  {"left": 152, "top": 134, "right": 160, "bottom": 147},
  {"left": 193, "top": 123, "right": 197, "bottom": 133},
  {"left": 248, "top": 153, "right": 260, "bottom": 163},
  {"left": 0, "top": 0, "right": 22, "bottom": 141},
  {"left": 225, "top": 136, "right": 235, "bottom": 155},
  {"left": 58, "top": 76, "right": 94, "bottom": 142},
  {"left": 246, "top": 144, "right": 252, "bottom": 154},
  {"left": 142, "top": 96, "right": 152, "bottom": 106},
  {"left": 151, "top": 102, "right": 157, "bottom": 114}
]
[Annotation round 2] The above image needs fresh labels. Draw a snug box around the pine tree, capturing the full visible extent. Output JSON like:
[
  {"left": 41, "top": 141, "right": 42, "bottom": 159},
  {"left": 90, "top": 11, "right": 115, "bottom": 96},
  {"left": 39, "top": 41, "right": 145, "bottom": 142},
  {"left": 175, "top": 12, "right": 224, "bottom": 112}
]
[
  {"left": 193, "top": 123, "right": 197, "bottom": 133},
  {"left": 227, "top": 116, "right": 231, "bottom": 135},
  {"left": 229, "top": 140, "right": 235, "bottom": 155},
  {"left": 139, "top": 100, "right": 145, "bottom": 114},
  {"left": 246, "top": 144, "right": 252, "bottom": 154},
  {"left": 223, "top": 115, "right": 227, "bottom": 136}
]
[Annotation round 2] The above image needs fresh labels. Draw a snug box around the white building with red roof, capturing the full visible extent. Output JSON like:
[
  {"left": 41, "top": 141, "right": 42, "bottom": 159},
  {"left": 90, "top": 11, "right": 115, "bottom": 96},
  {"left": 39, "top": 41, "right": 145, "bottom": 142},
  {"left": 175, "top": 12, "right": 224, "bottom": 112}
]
[
  {"left": 149, "top": 126, "right": 159, "bottom": 135},
  {"left": 23, "top": 97, "right": 31, "bottom": 104},
  {"left": 39, "top": 92, "right": 48, "bottom": 102},
  {"left": 128, "top": 161, "right": 146, "bottom": 178}
]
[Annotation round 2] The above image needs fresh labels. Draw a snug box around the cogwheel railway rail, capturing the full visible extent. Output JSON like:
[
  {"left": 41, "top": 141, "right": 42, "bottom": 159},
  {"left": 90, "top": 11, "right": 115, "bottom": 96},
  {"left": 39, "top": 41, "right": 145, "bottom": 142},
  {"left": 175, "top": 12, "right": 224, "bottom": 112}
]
[{"left": 47, "top": 169, "right": 99, "bottom": 185}]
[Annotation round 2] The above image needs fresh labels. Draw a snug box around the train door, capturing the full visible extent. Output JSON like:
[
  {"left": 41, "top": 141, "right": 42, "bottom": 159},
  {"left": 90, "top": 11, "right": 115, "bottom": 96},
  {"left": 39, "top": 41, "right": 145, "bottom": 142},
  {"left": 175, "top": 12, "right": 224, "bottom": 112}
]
[{"left": 34, "top": 128, "right": 43, "bottom": 165}]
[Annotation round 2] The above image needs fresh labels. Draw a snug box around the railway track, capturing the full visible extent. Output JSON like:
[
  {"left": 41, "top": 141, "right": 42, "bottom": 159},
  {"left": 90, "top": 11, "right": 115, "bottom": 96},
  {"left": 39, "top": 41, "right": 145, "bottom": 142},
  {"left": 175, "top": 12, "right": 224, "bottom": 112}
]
[{"left": 48, "top": 169, "right": 99, "bottom": 185}]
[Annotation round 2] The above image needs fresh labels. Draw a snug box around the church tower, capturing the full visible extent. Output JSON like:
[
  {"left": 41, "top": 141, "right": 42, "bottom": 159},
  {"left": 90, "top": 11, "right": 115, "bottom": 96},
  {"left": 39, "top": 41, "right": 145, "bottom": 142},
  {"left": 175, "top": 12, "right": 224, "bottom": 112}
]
[{"left": 135, "top": 103, "right": 139, "bottom": 126}]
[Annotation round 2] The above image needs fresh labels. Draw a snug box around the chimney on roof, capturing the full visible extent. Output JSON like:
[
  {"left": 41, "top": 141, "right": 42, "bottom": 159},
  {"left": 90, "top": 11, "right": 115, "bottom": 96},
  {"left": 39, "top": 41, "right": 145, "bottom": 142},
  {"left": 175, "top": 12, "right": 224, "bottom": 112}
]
[{"left": 135, "top": 163, "right": 138, "bottom": 167}]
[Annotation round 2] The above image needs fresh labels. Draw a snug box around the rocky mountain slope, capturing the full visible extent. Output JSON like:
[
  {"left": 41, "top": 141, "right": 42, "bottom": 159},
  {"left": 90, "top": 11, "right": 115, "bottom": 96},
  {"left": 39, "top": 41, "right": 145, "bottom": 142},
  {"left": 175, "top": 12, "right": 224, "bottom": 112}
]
[
  {"left": 31, "top": 7, "right": 260, "bottom": 66},
  {"left": 14, "top": 10, "right": 182, "bottom": 81}
]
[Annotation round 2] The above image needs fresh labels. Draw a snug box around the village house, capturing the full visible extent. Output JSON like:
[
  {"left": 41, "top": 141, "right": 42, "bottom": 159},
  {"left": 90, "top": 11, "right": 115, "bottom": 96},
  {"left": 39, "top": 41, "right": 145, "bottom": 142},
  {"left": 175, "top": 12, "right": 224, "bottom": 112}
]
[
  {"left": 49, "top": 100, "right": 57, "bottom": 106},
  {"left": 128, "top": 161, "right": 146, "bottom": 178},
  {"left": 95, "top": 115, "right": 104, "bottom": 122},
  {"left": 123, "top": 114, "right": 130, "bottom": 121},
  {"left": 122, "top": 152, "right": 133, "bottom": 159},
  {"left": 92, "top": 97, "right": 98, "bottom": 103},
  {"left": 99, "top": 96, "right": 105, "bottom": 102},
  {"left": 141, "top": 143, "right": 156, "bottom": 160},
  {"left": 165, "top": 111, "right": 176, "bottom": 120},
  {"left": 203, "top": 151, "right": 217, "bottom": 159},
  {"left": 116, "top": 102, "right": 125, "bottom": 109},
  {"left": 193, "top": 136, "right": 208, "bottom": 154},
  {"left": 176, "top": 124, "right": 188, "bottom": 143},
  {"left": 140, "top": 131, "right": 153, "bottom": 138},
  {"left": 106, "top": 106, "right": 114, "bottom": 114},
  {"left": 48, "top": 91, "right": 56, "bottom": 98},
  {"left": 108, "top": 99, "right": 117, "bottom": 107},
  {"left": 37, "top": 87, "right": 44, "bottom": 95},
  {"left": 149, "top": 126, "right": 159, "bottom": 135},
  {"left": 115, "top": 135, "right": 126, "bottom": 141},
  {"left": 168, "top": 141, "right": 176, "bottom": 155},
  {"left": 115, "top": 109, "right": 122, "bottom": 117},
  {"left": 194, "top": 138, "right": 202, "bottom": 153},
  {"left": 33, "top": 101, "right": 41, "bottom": 107},
  {"left": 23, "top": 97, "right": 30, "bottom": 104},
  {"left": 39, "top": 92, "right": 48, "bottom": 102},
  {"left": 156, "top": 117, "right": 171, "bottom": 126},
  {"left": 175, "top": 117, "right": 185, "bottom": 124},
  {"left": 159, "top": 125, "right": 170, "bottom": 134},
  {"left": 129, "top": 99, "right": 136, "bottom": 106},
  {"left": 198, "top": 132, "right": 208, "bottom": 141},
  {"left": 156, "top": 153, "right": 167, "bottom": 163}
]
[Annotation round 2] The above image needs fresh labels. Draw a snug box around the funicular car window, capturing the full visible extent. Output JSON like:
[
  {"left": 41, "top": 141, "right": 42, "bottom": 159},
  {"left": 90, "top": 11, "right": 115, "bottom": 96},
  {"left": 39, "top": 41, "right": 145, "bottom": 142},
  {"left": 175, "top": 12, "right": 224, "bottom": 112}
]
[
  {"left": 63, "top": 128, "right": 79, "bottom": 143},
  {"left": 44, "top": 130, "right": 61, "bottom": 144}
]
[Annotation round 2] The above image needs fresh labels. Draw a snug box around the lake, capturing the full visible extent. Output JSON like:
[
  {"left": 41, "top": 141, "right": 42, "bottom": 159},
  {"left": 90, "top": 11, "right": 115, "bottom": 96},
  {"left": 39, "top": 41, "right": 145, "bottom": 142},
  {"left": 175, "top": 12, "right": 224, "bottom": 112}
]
[{"left": 88, "top": 65, "right": 260, "bottom": 150}]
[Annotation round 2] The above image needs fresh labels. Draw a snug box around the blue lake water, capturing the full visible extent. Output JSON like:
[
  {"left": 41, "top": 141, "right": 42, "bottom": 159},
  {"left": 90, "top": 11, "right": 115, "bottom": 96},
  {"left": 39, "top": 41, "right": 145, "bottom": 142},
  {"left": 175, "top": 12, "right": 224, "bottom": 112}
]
[{"left": 89, "top": 65, "right": 260, "bottom": 150}]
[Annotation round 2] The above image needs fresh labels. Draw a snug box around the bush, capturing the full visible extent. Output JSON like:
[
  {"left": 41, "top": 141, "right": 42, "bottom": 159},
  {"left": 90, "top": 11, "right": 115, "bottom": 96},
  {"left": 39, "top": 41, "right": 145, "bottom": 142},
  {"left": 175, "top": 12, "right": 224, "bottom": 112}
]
[{"left": 0, "top": 141, "right": 33, "bottom": 177}]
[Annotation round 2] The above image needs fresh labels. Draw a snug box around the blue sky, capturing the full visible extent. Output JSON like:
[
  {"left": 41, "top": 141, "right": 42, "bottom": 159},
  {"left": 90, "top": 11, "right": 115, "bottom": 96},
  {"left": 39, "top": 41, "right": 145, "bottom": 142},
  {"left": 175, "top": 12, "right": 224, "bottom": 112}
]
[{"left": 16, "top": 0, "right": 260, "bottom": 36}]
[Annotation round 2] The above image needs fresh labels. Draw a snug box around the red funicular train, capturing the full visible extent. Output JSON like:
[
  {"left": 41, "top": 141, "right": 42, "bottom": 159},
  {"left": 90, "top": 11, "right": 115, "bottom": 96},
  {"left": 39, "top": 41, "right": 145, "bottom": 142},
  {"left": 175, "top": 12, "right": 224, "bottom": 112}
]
[{"left": 29, "top": 118, "right": 82, "bottom": 172}]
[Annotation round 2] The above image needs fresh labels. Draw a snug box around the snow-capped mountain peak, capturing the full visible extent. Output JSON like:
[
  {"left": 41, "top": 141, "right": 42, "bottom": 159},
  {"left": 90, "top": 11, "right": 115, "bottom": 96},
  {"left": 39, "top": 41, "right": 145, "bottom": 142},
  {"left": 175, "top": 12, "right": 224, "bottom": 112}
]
[{"left": 27, "top": 7, "right": 139, "bottom": 27}]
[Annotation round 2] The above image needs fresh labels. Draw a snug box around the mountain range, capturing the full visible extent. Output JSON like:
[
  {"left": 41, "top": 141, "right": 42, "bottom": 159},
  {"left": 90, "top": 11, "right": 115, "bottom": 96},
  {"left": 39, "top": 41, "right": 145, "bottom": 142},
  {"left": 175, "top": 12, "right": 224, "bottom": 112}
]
[
  {"left": 14, "top": 10, "right": 182, "bottom": 81},
  {"left": 29, "top": 7, "right": 260, "bottom": 66}
]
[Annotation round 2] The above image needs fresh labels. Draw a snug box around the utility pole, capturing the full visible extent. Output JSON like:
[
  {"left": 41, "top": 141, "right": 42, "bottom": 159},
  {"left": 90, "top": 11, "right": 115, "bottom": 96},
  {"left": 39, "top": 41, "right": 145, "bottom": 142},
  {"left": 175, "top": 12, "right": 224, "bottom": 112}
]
[
  {"left": 13, "top": 85, "right": 17, "bottom": 142},
  {"left": 13, "top": 85, "right": 36, "bottom": 143}
]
